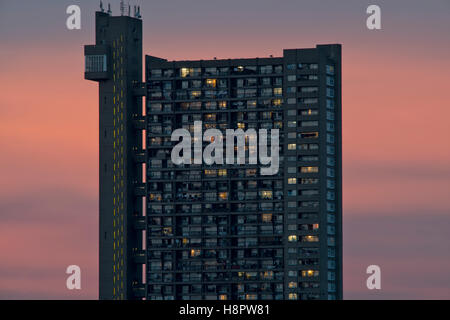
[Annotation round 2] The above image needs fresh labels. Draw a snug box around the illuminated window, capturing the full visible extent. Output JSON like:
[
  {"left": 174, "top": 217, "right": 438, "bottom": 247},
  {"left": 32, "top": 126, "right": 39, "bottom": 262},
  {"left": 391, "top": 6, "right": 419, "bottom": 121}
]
[
  {"left": 302, "top": 270, "right": 319, "bottom": 277},
  {"left": 274, "top": 87, "right": 283, "bottom": 96},
  {"left": 219, "top": 294, "right": 227, "bottom": 300},
  {"left": 218, "top": 192, "right": 228, "bottom": 200},
  {"left": 259, "top": 190, "right": 273, "bottom": 199},
  {"left": 303, "top": 235, "right": 319, "bottom": 242},
  {"left": 288, "top": 178, "right": 297, "bottom": 185},
  {"left": 300, "top": 132, "right": 319, "bottom": 139},
  {"left": 273, "top": 98, "right": 282, "bottom": 106},
  {"left": 218, "top": 169, "right": 227, "bottom": 177},
  {"left": 288, "top": 281, "right": 297, "bottom": 288},
  {"left": 190, "top": 90, "right": 201, "bottom": 99},
  {"left": 206, "top": 78, "right": 217, "bottom": 88},
  {"left": 288, "top": 143, "right": 296, "bottom": 150},
  {"left": 190, "top": 249, "right": 201, "bottom": 257},
  {"left": 301, "top": 166, "right": 319, "bottom": 173},
  {"left": 261, "top": 213, "right": 272, "bottom": 223},
  {"left": 288, "top": 235, "right": 297, "bottom": 242},
  {"left": 180, "top": 68, "right": 190, "bottom": 77},
  {"left": 288, "top": 293, "right": 298, "bottom": 300}
]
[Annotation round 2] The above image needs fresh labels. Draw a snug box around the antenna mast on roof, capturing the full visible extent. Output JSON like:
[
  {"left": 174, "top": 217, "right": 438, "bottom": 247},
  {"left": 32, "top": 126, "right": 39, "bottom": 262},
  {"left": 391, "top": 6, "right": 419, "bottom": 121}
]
[
  {"left": 120, "top": 0, "right": 125, "bottom": 15},
  {"left": 100, "top": 1, "right": 104, "bottom": 12}
]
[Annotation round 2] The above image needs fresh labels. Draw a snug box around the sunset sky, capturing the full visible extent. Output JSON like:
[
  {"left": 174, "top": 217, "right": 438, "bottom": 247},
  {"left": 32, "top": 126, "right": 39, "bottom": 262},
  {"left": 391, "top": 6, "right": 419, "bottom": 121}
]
[{"left": 0, "top": 0, "right": 449, "bottom": 299}]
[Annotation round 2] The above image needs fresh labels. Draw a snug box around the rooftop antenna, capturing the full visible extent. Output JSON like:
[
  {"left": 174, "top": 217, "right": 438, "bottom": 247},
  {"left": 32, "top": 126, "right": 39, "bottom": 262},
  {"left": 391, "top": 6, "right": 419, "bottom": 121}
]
[
  {"left": 107, "top": 3, "right": 112, "bottom": 15},
  {"left": 128, "top": 4, "right": 131, "bottom": 16},
  {"left": 120, "top": 0, "right": 125, "bottom": 15},
  {"left": 100, "top": 1, "right": 104, "bottom": 12},
  {"left": 137, "top": 6, "right": 141, "bottom": 18}
]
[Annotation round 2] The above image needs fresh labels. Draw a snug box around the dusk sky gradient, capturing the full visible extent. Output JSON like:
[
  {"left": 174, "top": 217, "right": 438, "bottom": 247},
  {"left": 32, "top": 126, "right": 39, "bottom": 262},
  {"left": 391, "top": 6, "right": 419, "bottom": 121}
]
[{"left": 0, "top": 0, "right": 449, "bottom": 299}]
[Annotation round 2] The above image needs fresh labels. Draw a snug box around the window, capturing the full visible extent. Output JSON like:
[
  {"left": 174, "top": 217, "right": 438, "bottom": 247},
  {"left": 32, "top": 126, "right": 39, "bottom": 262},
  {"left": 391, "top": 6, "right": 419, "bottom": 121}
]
[
  {"left": 300, "top": 189, "right": 319, "bottom": 196},
  {"left": 326, "top": 88, "right": 335, "bottom": 98},
  {"left": 327, "top": 134, "right": 335, "bottom": 144},
  {"left": 288, "top": 121, "right": 297, "bottom": 128},
  {"left": 327, "top": 179, "right": 335, "bottom": 189},
  {"left": 85, "top": 55, "right": 107, "bottom": 72},
  {"left": 288, "top": 178, "right": 297, "bottom": 185},
  {"left": 288, "top": 143, "right": 296, "bottom": 150},
  {"left": 302, "top": 235, "right": 319, "bottom": 243},
  {"left": 327, "top": 168, "right": 335, "bottom": 177},
  {"left": 301, "top": 178, "right": 319, "bottom": 185},
  {"left": 326, "top": 65, "right": 335, "bottom": 75},
  {"left": 326, "top": 99, "right": 334, "bottom": 109},
  {"left": 300, "top": 121, "right": 318, "bottom": 127},
  {"left": 326, "top": 76, "right": 334, "bottom": 86},
  {"left": 205, "top": 78, "right": 217, "bottom": 88},
  {"left": 287, "top": 64, "right": 296, "bottom": 70},
  {"left": 180, "top": 67, "right": 201, "bottom": 77},
  {"left": 300, "top": 166, "right": 319, "bottom": 173},
  {"left": 288, "top": 235, "right": 298, "bottom": 242},
  {"left": 327, "top": 145, "right": 335, "bottom": 155},
  {"left": 299, "top": 132, "right": 318, "bottom": 139},
  {"left": 326, "top": 111, "right": 335, "bottom": 121},
  {"left": 274, "top": 87, "right": 283, "bottom": 96},
  {"left": 301, "top": 270, "right": 319, "bottom": 277},
  {"left": 287, "top": 75, "right": 296, "bottom": 82},
  {"left": 326, "top": 122, "right": 335, "bottom": 132},
  {"left": 327, "top": 191, "right": 335, "bottom": 200},
  {"left": 300, "top": 98, "right": 318, "bottom": 104},
  {"left": 300, "top": 87, "right": 318, "bottom": 93},
  {"left": 260, "top": 65, "right": 273, "bottom": 74},
  {"left": 301, "top": 109, "right": 318, "bottom": 116},
  {"left": 327, "top": 202, "right": 335, "bottom": 212}
]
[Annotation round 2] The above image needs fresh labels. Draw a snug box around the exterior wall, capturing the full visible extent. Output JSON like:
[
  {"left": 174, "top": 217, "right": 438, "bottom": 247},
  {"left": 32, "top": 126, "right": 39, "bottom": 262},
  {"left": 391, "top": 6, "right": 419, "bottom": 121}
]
[
  {"left": 85, "top": 11, "right": 341, "bottom": 300},
  {"left": 85, "top": 11, "right": 144, "bottom": 300},
  {"left": 145, "top": 45, "right": 342, "bottom": 300}
]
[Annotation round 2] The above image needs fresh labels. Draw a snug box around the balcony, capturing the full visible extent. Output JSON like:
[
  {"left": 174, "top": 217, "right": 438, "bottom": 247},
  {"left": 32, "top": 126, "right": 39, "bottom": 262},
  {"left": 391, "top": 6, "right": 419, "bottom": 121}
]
[
  {"left": 133, "top": 149, "right": 146, "bottom": 163},
  {"left": 133, "top": 250, "right": 146, "bottom": 264},
  {"left": 134, "top": 183, "right": 146, "bottom": 196},
  {"left": 132, "top": 283, "right": 146, "bottom": 298},
  {"left": 133, "top": 216, "right": 146, "bottom": 230},
  {"left": 132, "top": 116, "right": 146, "bottom": 130},
  {"left": 132, "top": 82, "right": 147, "bottom": 97}
]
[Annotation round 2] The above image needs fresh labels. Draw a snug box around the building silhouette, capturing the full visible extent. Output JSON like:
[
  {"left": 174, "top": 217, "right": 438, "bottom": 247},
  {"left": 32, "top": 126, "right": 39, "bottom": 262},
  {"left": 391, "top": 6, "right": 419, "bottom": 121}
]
[{"left": 85, "top": 10, "right": 342, "bottom": 300}]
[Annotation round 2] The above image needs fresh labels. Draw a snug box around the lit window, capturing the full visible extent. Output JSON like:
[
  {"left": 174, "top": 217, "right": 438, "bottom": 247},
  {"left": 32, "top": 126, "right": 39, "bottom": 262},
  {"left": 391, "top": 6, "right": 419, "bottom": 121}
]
[
  {"left": 288, "top": 143, "right": 296, "bottom": 150},
  {"left": 301, "top": 166, "right": 319, "bottom": 173},
  {"left": 302, "top": 270, "right": 319, "bottom": 277},
  {"left": 261, "top": 213, "right": 272, "bottom": 223},
  {"left": 288, "top": 178, "right": 297, "bottom": 185},
  {"left": 288, "top": 235, "right": 297, "bottom": 242},
  {"left": 218, "top": 192, "right": 228, "bottom": 200},
  {"left": 206, "top": 78, "right": 217, "bottom": 88}
]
